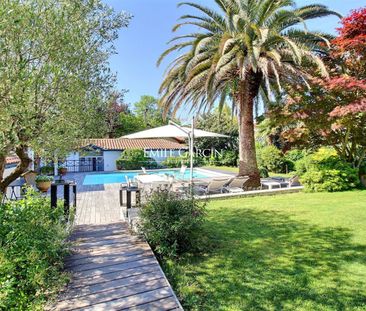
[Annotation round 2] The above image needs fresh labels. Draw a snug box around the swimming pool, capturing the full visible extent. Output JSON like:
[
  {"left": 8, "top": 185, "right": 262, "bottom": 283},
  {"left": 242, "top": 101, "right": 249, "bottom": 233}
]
[{"left": 83, "top": 169, "right": 213, "bottom": 185}]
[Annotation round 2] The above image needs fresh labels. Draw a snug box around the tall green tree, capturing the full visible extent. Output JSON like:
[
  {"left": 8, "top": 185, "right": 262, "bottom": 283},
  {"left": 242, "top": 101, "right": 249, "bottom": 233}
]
[
  {"left": 134, "top": 95, "right": 168, "bottom": 128},
  {"left": 195, "top": 105, "right": 238, "bottom": 153},
  {"left": 158, "top": 0, "right": 340, "bottom": 185},
  {"left": 0, "top": 0, "right": 131, "bottom": 193},
  {"left": 117, "top": 113, "right": 146, "bottom": 137}
]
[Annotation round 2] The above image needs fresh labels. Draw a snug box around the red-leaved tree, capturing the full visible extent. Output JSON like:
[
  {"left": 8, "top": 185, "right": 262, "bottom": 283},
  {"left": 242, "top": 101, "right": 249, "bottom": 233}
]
[{"left": 268, "top": 7, "right": 366, "bottom": 171}]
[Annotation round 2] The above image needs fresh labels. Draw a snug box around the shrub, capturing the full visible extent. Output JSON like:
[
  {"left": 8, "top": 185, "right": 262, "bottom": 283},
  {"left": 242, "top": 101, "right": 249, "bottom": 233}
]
[
  {"left": 139, "top": 191, "right": 206, "bottom": 258},
  {"left": 259, "top": 167, "right": 269, "bottom": 178},
  {"left": 359, "top": 161, "right": 366, "bottom": 176},
  {"left": 295, "top": 156, "right": 312, "bottom": 176},
  {"left": 35, "top": 175, "right": 54, "bottom": 182},
  {"left": 257, "top": 145, "right": 285, "bottom": 173},
  {"left": 216, "top": 150, "right": 238, "bottom": 166},
  {"left": 116, "top": 149, "right": 157, "bottom": 170},
  {"left": 162, "top": 156, "right": 184, "bottom": 168},
  {"left": 163, "top": 152, "right": 204, "bottom": 168},
  {"left": 40, "top": 165, "right": 54, "bottom": 175},
  {"left": 0, "top": 191, "right": 69, "bottom": 309},
  {"left": 200, "top": 150, "right": 238, "bottom": 167},
  {"left": 298, "top": 148, "right": 359, "bottom": 192},
  {"left": 285, "top": 149, "right": 308, "bottom": 163}
]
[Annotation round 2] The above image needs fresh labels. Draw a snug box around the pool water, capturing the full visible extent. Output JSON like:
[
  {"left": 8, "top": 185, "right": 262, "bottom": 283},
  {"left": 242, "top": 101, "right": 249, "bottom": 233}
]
[{"left": 83, "top": 169, "right": 211, "bottom": 185}]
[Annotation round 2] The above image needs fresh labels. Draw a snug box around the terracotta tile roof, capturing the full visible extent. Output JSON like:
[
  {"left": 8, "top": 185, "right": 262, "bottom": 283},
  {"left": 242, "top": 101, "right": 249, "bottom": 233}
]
[
  {"left": 80, "top": 138, "right": 187, "bottom": 151},
  {"left": 5, "top": 156, "right": 20, "bottom": 165}
]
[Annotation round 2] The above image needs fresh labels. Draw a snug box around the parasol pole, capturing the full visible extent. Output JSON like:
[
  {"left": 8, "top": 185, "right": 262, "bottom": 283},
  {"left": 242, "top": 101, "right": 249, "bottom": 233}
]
[{"left": 190, "top": 117, "right": 194, "bottom": 184}]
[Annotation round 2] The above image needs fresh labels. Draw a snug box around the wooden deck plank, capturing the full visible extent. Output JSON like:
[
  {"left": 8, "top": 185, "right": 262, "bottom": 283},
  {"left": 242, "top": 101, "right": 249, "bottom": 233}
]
[
  {"left": 66, "top": 264, "right": 161, "bottom": 289},
  {"left": 55, "top": 279, "right": 168, "bottom": 310},
  {"left": 50, "top": 178, "right": 183, "bottom": 311},
  {"left": 70, "top": 230, "right": 125, "bottom": 241},
  {"left": 69, "top": 253, "right": 155, "bottom": 272},
  {"left": 73, "top": 235, "right": 141, "bottom": 249},
  {"left": 78, "top": 287, "right": 174, "bottom": 311},
  {"left": 127, "top": 296, "right": 184, "bottom": 311},
  {"left": 66, "top": 243, "right": 150, "bottom": 260},
  {"left": 65, "top": 248, "right": 151, "bottom": 267},
  {"left": 59, "top": 271, "right": 164, "bottom": 300},
  {"left": 72, "top": 257, "right": 158, "bottom": 279}
]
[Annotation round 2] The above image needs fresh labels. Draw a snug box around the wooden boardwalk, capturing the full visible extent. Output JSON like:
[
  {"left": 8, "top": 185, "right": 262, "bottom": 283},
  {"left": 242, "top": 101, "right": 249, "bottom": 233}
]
[{"left": 51, "top": 174, "right": 183, "bottom": 310}]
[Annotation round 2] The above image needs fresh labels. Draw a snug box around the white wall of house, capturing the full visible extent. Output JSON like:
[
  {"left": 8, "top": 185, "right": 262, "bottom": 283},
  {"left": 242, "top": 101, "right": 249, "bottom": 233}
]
[
  {"left": 66, "top": 152, "right": 80, "bottom": 162},
  {"left": 103, "top": 151, "right": 122, "bottom": 172}
]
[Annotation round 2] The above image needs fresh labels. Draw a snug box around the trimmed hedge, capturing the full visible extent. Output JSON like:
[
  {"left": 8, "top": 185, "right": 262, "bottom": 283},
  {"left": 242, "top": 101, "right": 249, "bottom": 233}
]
[
  {"left": 162, "top": 152, "right": 204, "bottom": 168},
  {"left": 116, "top": 149, "right": 157, "bottom": 170}
]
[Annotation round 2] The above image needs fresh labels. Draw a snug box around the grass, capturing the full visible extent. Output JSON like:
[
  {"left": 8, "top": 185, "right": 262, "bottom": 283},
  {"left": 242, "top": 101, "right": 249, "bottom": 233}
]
[
  {"left": 203, "top": 165, "right": 295, "bottom": 178},
  {"left": 163, "top": 191, "right": 366, "bottom": 311}
]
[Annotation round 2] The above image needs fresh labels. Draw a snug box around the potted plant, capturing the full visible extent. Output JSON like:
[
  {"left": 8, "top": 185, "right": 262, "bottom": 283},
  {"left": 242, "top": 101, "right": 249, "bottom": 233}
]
[
  {"left": 40, "top": 165, "right": 54, "bottom": 176},
  {"left": 58, "top": 164, "right": 68, "bottom": 176},
  {"left": 35, "top": 175, "right": 54, "bottom": 192}
]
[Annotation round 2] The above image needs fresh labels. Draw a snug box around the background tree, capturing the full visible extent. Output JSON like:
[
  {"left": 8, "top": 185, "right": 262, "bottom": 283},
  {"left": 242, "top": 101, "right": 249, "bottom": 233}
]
[
  {"left": 195, "top": 105, "right": 238, "bottom": 154},
  {"left": 268, "top": 7, "right": 366, "bottom": 172},
  {"left": 104, "top": 90, "right": 129, "bottom": 138},
  {"left": 134, "top": 95, "right": 169, "bottom": 128},
  {"left": 112, "top": 95, "right": 172, "bottom": 137},
  {"left": 0, "top": 0, "right": 131, "bottom": 193},
  {"left": 117, "top": 113, "right": 146, "bottom": 137},
  {"left": 332, "top": 7, "right": 366, "bottom": 79},
  {"left": 158, "top": 0, "right": 339, "bottom": 186}
]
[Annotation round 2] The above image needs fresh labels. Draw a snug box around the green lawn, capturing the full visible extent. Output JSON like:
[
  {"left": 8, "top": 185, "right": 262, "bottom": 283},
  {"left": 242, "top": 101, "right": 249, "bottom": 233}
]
[
  {"left": 163, "top": 191, "right": 366, "bottom": 311},
  {"left": 203, "top": 165, "right": 295, "bottom": 178}
]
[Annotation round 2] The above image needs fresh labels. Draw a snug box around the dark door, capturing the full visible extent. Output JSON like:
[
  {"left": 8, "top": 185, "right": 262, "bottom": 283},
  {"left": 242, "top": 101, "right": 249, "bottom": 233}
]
[{"left": 92, "top": 158, "right": 97, "bottom": 171}]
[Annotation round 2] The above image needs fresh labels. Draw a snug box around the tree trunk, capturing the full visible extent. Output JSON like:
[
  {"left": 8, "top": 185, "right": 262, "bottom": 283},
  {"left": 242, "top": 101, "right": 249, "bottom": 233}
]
[
  {"left": 237, "top": 70, "right": 262, "bottom": 187},
  {"left": 0, "top": 146, "right": 32, "bottom": 194}
]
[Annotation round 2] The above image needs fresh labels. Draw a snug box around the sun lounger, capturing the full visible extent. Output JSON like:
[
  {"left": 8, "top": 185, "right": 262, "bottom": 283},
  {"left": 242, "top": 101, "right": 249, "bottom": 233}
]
[
  {"left": 224, "top": 176, "right": 250, "bottom": 193},
  {"left": 194, "top": 177, "right": 231, "bottom": 195}
]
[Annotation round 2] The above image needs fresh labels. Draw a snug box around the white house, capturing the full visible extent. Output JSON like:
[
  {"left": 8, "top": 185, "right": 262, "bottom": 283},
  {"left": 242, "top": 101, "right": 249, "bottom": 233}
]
[{"left": 63, "top": 138, "right": 188, "bottom": 172}]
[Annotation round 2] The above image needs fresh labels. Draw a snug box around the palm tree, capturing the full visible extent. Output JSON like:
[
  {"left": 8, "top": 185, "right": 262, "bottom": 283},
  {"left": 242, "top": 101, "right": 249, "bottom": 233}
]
[{"left": 158, "top": 0, "right": 341, "bottom": 186}]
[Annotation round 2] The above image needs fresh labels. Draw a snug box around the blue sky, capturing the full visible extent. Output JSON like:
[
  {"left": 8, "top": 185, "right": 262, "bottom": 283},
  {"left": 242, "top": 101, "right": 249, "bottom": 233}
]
[{"left": 105, "top": 0, "right": 365, "bottom": 119}]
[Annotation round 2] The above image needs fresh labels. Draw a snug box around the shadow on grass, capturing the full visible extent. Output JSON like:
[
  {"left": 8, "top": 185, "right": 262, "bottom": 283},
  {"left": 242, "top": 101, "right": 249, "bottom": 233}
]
[{"left": 165, "top": 208, "right": 366, "bottom": 310}]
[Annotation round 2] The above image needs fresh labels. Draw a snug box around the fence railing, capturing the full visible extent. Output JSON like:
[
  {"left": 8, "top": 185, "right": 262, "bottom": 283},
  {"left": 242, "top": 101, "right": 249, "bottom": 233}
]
[
  {"left": 1, "top": 184, "right": 25, "bottom": 203},
  {"left": 64, "top": 158, "right": 104, "bottom": 173}
]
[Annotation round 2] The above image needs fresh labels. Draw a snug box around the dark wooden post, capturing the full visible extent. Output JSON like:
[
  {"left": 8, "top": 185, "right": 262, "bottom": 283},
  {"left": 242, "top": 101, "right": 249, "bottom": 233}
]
[
  {"left": 119, "top": 188, "right": 123, "bottom": 206},
  {"left": 64, "top": 183, "right": 70, "bottom": 217},
  {"left": 72, "top": 184, "right": 77, "bottom": 207},
  {"left": 51, "top": 184, "right": 57, "bottom": 208},
  {"left": 126, "top": 190, "right": 132, "bottom": 209}
]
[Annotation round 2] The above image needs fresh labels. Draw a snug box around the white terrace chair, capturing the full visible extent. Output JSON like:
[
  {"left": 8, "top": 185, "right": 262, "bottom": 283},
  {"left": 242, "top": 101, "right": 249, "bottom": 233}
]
[
  {"left": 224, "top": 176, "right": 250, "bottom": 193},
  {"left": 125, "top": 176, "right": 138, "bottom": 188},
  {"left": 195, "top": 177, "right": 231, "bottom": 195},
  {"left": 141, "top": 167, "right": 147, "bottom": 174},
  {"left": 280, "top": 175, "right": 301, "bottom": 188}
]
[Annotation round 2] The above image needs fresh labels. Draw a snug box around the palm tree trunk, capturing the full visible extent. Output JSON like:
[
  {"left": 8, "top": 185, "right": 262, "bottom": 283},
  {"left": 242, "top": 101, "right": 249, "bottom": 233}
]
[{"left": 237, "top": 71, "right": 262, "bottom": 187}]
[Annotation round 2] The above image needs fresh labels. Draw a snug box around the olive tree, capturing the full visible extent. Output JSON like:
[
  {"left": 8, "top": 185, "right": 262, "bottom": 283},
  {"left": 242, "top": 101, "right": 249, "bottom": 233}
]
[{"left": 0, "top": 0, "right": 131, "bottom": 193}]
